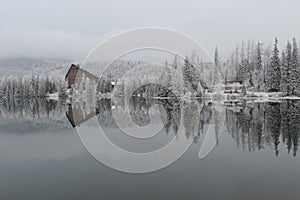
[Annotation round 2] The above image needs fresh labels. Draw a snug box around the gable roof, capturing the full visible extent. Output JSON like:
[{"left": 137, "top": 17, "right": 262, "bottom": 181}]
[
  {"left": 65, "top": 64, "right": 80, "bottom": 80},
  {"left": 65, "top": 64, "right": 99, "bottom": 81}
]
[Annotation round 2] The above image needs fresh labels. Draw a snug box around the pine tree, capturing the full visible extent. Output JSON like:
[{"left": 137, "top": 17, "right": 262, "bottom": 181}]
[
  {"left": 254, "top": 42, "right": 263, "bottom": 91},
  {"left": 35, "top": 76, "right": 39, "bottom": 97},
  {"left": 214, "top": 47, "right": 220, "bottom": 66},
  {"left": 172, "top": 56, "right": 178, "bottom": 70},
  {"left": 213, "top": 47, "right": 222, "bottom": 85},
  {"left": 263, "top": 46, "right": 272, "bottom": 84},
  {"left": 280, "top": 51, "right": 287, "bottom": 94},
  {"left": 248, "top": 40, "right": 255, "bottom": 86},
  {"left": 183, "top": 57, "right": 193, "bottom": 90},
  {"left": 234, "top": 45, "right": 239, "bottom": 80},
  {"left": 291, "top": 38, "right": 299, "bottom": 95},
  {"left": 184, "top": 56, "right": 201, "bottom": 93},
  {"left": 29, "top": 75, "right": 35, "bottom": 97},
  {"left": 266, "top": 38, "right": 281, "bottom": 92},
  {"left": 237, "top": 42, "right": 248, "bottom": 83},
  {"left": 281, "top": 41, "right": 292, "bottom": 96}
]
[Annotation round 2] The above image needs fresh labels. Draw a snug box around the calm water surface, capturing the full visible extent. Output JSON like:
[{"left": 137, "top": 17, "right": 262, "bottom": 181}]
[{"left": 0, "top": 98, "right": 299, "bottom": 199}]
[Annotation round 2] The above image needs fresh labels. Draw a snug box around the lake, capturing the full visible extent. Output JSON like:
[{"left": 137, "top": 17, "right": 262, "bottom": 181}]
[{"left": 0, "top": 97, "right": 299, "bottom": 199}]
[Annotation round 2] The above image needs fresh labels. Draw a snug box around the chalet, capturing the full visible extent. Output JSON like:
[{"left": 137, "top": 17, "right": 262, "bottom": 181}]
[
  {"left": 65, "top": 64, "right": 99, "bottom": 88},
  {"left": 65, "top": 64, "right": 118, "bottom": 95}
]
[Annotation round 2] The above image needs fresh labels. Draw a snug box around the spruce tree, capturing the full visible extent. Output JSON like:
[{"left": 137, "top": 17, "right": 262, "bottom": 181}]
[
  {"left": 266, "top": 38, "right": 281, "bottom": 92},
  {"left": 213, "top": 47, "right": 222, "bottom": 85},
  {"left": 254, "top": 42, "right": 263, "bottom": 91},
  {"left": 214, "top": 47, "right": 220, "bottom": 66},
  {"left": 237, "top": 42, "right": 248, "bottom": 83},
  {"left": 280, "top": 51, "right": 287, "bottom": 94},
  {"left": 281, "top": 41, "right": 292, "bottom": 96},
  {"left": 291, "top": 38, "right": 299, "bottom": 95}
]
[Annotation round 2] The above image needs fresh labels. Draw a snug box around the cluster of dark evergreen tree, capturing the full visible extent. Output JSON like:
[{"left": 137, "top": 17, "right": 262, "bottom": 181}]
[{"left": 228, "top": 38, "right": 300, "bottom": 95}]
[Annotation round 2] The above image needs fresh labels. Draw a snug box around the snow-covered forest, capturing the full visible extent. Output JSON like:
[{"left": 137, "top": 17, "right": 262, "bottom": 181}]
[
  {"left": 226, "top": 38, "right": 300, "bottom": 96},
  {"left": 0, "top": 38, "right": 299, "bottom": 99},
  {"left": 0, "top": 58, "right": 70, "bottom": 98},
  {"left": 0, "top": 75, "right": 67, "bottom": 98}
]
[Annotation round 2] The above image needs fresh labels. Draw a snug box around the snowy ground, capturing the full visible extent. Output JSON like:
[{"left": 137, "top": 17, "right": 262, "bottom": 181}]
[
  {"left": 45, "top": 92, "right": 59, "bottom": 100},
  {"left": 245, "top": 92, "right": 300, "bottom": 100}
]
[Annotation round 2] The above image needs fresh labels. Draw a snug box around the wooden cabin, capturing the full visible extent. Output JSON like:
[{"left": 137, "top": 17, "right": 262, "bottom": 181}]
[
  {"left": 65, "top": 64, "right": 99, "bottom": 88},
  {"left": 65, "top": 64, "right": 79, "bottom": 88}
]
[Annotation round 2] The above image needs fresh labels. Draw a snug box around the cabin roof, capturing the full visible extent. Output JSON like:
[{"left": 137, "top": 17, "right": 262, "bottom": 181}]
[
  {"left": 65, "top": 64, "right": 80, "bottom": 80},
  {"left": 65, "top": 64, "right": 99, "bottom": 81}
]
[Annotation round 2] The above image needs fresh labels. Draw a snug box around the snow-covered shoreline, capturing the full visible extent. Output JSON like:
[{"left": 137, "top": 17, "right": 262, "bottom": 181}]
[{"left": 244, "top": 92, "right": 300, "bottom": 100}]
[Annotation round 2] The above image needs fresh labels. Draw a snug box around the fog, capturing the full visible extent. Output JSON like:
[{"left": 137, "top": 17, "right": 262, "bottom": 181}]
[{"left": 1, "top": 0, "right": 300, "bottom": 60}]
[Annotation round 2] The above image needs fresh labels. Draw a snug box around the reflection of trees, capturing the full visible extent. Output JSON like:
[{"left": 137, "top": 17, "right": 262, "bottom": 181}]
[
  {"left": 72, "top": 96, "right": 300, "bottom": 157},
  {"left": 252, "top": 104, "right": 265, "bottom": 150},
  {"left": 0, "top": 98, "right": 64, "bottom": 119},
  {"left": 126, "top": 97, "right": 213, "bottom": 142},
  {"left": 182, "top": 101, "right": 214, "bottom": 143},
  {"left": 226, "top": 107, "right": 253, "bottom": 151},
  {"left": 128, "top": 97, "right": 181, "bottom": 134},
  {"left": 226, "top": 101, "right": 300, "bottom": 156},
  {"left": 266, "top": 102, "right": 281, "bottom": 156},
  {"left": 97, "top": 98, "right": 114, "bottom": 128},
  {"left": 3, "top": 95, "right": 300, "bottom": 158},
  {"left": 213, "top": 107, "right": 222, "bottom": 145},
  {"left": 182, "top": 101, "right": 201, "bottom": 139},
  {"left": 280, "top": 100, "right": 300, "bottom": 156},
  {"left": 0, "top": 98, "right": 69, "bottom": 130}
]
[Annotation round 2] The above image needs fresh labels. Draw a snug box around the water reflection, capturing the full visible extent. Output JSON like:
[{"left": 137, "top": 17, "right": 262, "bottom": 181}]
[
  {"left": 66, "top": 97, "right": 300, "bottom": 157},
  {"left": 0, "top": 98, "right": 69, "bottom": 132},
  {"left": 0, "top": 98, "right": 299, "bottom": 157},
  {"left": 226, "top": 100, "right": 300, "bottom": 156}
]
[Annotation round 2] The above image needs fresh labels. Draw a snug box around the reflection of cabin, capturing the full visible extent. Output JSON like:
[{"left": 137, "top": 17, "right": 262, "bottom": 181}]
[
  {"left": 66, "top": 104, "right": 100, "bottom": 127},
  {"left": 65, "top": 64, "right": 99, "bottom": 88}
]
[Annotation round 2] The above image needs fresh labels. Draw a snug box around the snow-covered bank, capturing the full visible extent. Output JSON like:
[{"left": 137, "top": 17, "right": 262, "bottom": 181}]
[
  {"left": 45, "top": 92, "right": 59, "bottom": 100},
  {"left": 245, "top": 92, "right": 300, "bottom": 100}
]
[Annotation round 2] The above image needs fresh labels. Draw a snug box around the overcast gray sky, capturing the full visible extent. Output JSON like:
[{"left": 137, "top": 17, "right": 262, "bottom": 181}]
[{"left": 0, "top": 0, "right": 300, "bottom": 60}]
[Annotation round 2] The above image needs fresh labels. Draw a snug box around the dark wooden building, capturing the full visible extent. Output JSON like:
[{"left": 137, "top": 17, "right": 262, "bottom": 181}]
[
  {"left": 65, "top": 64, "right": 79, "bottom": 88},
  {"left": 65, "top": 64, "right": 99, "bottom": 88}
]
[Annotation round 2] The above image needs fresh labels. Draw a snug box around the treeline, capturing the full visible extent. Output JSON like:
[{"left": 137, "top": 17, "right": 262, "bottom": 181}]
[
  {"left": 0, "top": 76, "right": 66, "bottom": 98},
  {"left": 227, "top": 38, "right": 300, "bottom": 95},
  {"left": 1, "top": 37, "right": 300, "bottom": 99}
]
